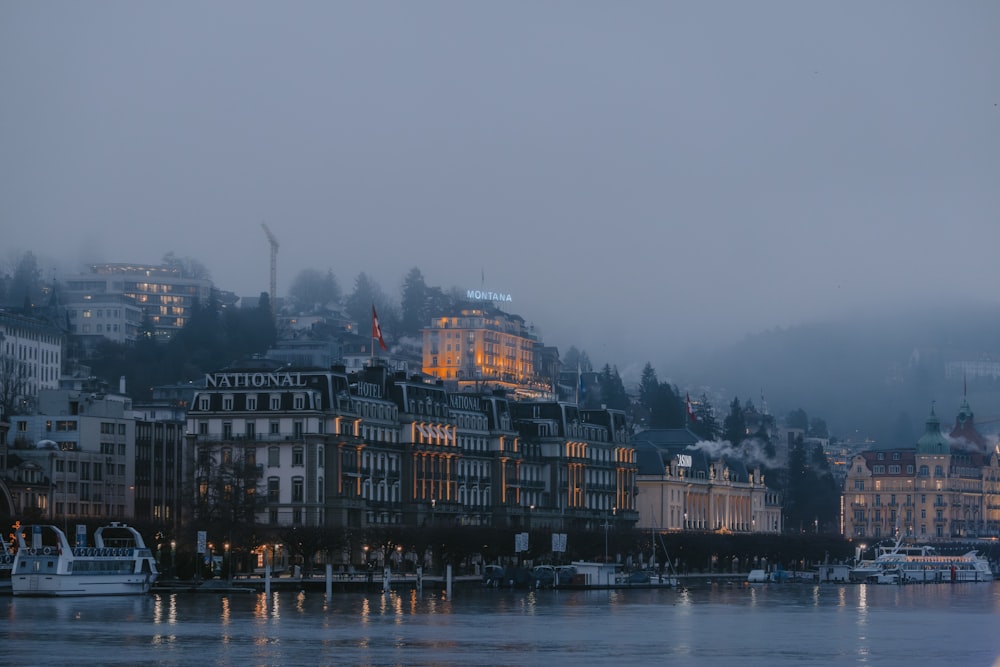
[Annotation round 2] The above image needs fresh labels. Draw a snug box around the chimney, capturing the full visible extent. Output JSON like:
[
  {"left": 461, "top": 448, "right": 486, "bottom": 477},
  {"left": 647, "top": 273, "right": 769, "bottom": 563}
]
[{"left": 119, "top": 375, "right": 126, "bottom": 394}]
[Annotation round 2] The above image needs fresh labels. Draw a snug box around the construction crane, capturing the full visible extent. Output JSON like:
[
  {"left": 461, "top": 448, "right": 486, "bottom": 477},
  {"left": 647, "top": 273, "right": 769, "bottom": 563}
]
[{"left": 261, "top": 222, "right": 278, "bottom": 311}]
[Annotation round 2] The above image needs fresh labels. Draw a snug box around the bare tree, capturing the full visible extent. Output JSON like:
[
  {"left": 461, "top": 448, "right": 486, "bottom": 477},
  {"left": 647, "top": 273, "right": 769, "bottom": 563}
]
[
  {"left": 0, "top": 355, "right": 29, "bottom": 419},
  {"left": 192, "top": 446, "right": 261, "bottom": 543}
]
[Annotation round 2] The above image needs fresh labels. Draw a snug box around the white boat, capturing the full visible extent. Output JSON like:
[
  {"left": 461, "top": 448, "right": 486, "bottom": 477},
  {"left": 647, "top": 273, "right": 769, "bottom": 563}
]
[
  {"left": 11, "top": 523, "right": 159, "bottom": 596},
  {"left": 851, "top": 537, "right": 992, "bottom": 584},
  {"left": 0, "top": 535, "right": 14, "bottom": 594}
]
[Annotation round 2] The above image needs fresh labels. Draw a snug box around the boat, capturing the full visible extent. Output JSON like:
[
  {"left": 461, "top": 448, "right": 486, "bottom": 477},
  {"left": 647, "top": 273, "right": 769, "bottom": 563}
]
[
  {"left": 850, "top": 536, "right": 992, "bottom": 584},
  {"left": 0, "top": 534, "right": 14, "bottom": 594},
  {"left": 11, "top": 523, "right": 159, "bottom": 596}
]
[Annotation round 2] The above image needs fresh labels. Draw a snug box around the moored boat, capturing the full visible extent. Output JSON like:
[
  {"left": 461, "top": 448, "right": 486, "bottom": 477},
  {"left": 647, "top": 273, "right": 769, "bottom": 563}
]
[
  {"left": 11, "top": 523, "right": 159, "bottom": 596},
  {"left": 850, "top": 537, "right": 992, "bottom": 584},
  {"left": 0, "top": 534, "right": 14, "bottom": 594}
]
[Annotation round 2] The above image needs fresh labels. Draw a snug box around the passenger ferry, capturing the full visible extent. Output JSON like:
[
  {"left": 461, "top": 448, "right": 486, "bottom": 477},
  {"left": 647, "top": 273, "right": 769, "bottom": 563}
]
[
  {"left": 11, "top": 523, "right": 159, "bottom": 596},
  {"left": 0, "top": 535, "right": 14, "bottom": 594},
  {"left": 851, "top": 537, "right": 992, "bottom": 584}
]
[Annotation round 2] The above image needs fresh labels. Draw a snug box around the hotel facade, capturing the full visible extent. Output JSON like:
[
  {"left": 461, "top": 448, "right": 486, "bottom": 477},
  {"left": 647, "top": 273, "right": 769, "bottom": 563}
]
[
  {"left": 842, "top": 398, "right": 1000, "bottom": 541},
  {"left": 185, "top": 362, "right": 639, "bottom": 535}
]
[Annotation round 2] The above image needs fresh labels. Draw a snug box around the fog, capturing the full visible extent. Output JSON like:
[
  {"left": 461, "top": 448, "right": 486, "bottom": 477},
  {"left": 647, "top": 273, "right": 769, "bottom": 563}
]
[{"left": 2, "top": 2, "right": 998, "bottom": 386}]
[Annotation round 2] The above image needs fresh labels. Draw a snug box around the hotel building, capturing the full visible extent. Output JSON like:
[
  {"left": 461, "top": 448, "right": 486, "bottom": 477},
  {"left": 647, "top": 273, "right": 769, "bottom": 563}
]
[
  {"left": 842, "top": 398, "right": 1000, "bottom": 540},
  {"left": 185, "top": 361, "right": 639, "bottom": 535},
  {"left": 421, "top": 305, "right": 548, "bottom": 396}
]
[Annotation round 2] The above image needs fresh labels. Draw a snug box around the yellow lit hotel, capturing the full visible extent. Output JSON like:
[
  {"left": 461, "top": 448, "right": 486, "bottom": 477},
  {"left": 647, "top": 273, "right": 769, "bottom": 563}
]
[{"left": 421, "top": 305, "right": 539, "bottom": 391}]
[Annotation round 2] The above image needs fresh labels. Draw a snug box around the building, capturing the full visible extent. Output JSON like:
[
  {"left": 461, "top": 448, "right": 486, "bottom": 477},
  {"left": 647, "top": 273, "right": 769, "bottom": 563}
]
[
  {"left": 62, "top": 263, "right": 213, "bottom": 342},
  {"left": 0, "top": 310, "right": 64, "bottom": 416},
  {"left": 633, "top": 428, "right": 782, "bottom": 534},
  {"left": 421, "top": 305, "right": 549, "bottom": 396},
  {"left": 5, "top": 390, "right": 135, "bottom": 521},
  {"left": 186, "top": 361, "right": 639, "bottom": 542},
  {"left": 842, "top": 398, "right": 1000, "bottom": 541}
]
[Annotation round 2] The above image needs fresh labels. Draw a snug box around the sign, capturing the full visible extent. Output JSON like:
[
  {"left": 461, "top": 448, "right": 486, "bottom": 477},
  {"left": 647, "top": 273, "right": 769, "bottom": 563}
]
[
  {"left": 206, "top": 372, "right": 307, "bottom": 389},
  {"left": 677, "top": 454, "right": 692, "bottom": 468},
  {"left": 196, "top": 530, "right": 207, "bottom": 555},
  {"left": 551, "top": 533, "right": 567, "bottom": 553},
  {"left": 449, "top": 394, "right": 482, "bottom": 411},
  {"left": 466, "top": 289, "right": 512, "bottom": 303},
  {"left": 515, "top": 532, "right": 529, "bottom": 552},
  {"left": 355, "top": 381, "right": 383, "bottom": 399}
]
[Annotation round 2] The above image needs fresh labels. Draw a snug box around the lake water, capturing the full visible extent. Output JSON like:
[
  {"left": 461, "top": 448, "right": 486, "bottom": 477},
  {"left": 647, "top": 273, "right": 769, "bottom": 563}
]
[{"left": 2, "top": 581, "right": 1000, "bottom": 666}]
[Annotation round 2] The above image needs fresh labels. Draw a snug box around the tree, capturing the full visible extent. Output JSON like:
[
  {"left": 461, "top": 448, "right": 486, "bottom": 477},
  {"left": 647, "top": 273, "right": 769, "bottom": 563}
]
[
  {"left": 691, "top": 393, "right": 720, "bottom": 440},
  {"left": 0, "top": 355, "right": 29, "bottom": 418},
  {"left": 161, "top": 252, "right": 211, "bottom": 280},
  {"left": 192, "top": 446, "right": 260, "bottom": 541},
  {"left": 8, "top": 251, "right": 42, "bottom": 309},
  {"left": 638, "top": 363, "right": 659, "bottom": 411},
  {"left": 787, "top": 408, "right": 809, "bottom": 431},
  {"left": 288, "top": 268, "right": 342, "bottom": 311},
  {"left": 561, "top": 346, "right": 592, "bottom": 374},
  {"left": 595, "top": 364, "right": 629, "bottom": 411},
  {"left": 808, "top": 417, "right": 829, "bottom": 439},
  {"left": 723, "top": 397, "right": 747, "bottom": 445},
  {"left": 344, "top": 272, "right": 394, "bottom": 334},
  {"left": 648, "top": 382, "right": 684, "bottom": 429},
  {"left": 400, "top": 267, "right": 429, "bottom": 336}
]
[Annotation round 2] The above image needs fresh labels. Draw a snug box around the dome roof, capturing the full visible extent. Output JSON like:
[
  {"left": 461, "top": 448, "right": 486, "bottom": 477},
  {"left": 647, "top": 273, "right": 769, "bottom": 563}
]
[{"left": 916, "top": 405, "right": 949, "bottom": 454}]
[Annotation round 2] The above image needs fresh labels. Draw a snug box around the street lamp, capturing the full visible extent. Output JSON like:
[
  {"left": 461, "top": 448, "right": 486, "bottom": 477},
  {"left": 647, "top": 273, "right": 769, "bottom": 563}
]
[{"left": 224, "top": 542, "right": 231, "bottom": 584}]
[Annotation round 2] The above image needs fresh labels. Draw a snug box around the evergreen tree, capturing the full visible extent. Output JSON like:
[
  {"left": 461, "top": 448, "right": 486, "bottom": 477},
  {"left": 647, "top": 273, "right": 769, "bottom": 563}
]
[
  {"left": 400, "top": 267, "right": 429, "bottom": 336},
  {"left": 344, "top": 272, "right": 394, "bottom": 334},
  {"left": 786, "top": 408, "right": 809, "bottom": 431},
  {"left": 638, "top": 363, "right": 659, "bottom": 411},
  {"left": 596, "top": 364, "right": 629, "bottom": 411},
  {"left": 8, "top": 251, "right": 42, "bottom": 309},
  {"left": 722, "top": 397, "right": 747, "bottom": 445},
  {"left": 288, "top": 268, "right": 341, "bottom": 311},
  {"left": 690, "top": 393, "right": 720, "bottom": 440}
]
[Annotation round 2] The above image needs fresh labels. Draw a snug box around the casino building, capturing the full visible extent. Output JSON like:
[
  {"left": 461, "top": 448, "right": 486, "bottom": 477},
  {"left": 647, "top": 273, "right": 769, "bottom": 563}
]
[
  {"left": 185, "top": 361, "right": 638, "bottom": 535},
  {"left": 842, "top": 397, "right": 1000, "bottom": 540}
]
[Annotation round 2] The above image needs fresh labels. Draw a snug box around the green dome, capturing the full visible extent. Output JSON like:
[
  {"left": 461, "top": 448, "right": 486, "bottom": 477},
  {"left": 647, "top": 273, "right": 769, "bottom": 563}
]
[{"left": 916, "top": 405, "right": 949, "bottom": 454}]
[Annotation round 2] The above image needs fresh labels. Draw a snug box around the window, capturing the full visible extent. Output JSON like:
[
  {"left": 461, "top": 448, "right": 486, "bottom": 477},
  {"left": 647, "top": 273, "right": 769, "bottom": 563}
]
[
  {"left": 292, "top": 447, "right": 304, "bottom": 467},
  {"left": 245, "top": 422, "right": 256, "bottom": 439},
  {"left": 268, "top": 447, "right": 280, "bottom": 467},
  {"left": 247, "top": 397, "right": 257, "bottom": 411},
  {"left": 267, "top": 477, "right": 280, "bottom": 502},
  {"left": 198, "top": 422, "right": 208, "bottom": 435},
  {"left": 294, "top": 395, "right": 305, "bottom": 410},
  {"left": 222, "top": 422, "right": 233, "bottom": 439},
  {"left": 292, "top": 477, "right": 304, "bottom": 503},
  {"left": 854, "top": 480, "right": 864, "bottom": 491},
  {"left": 270, "top": 395, "right": 280, "bottom": 410},
  {"left": 270, "top": 421, "right": 279, "bottom": 435},
  {"left": 223, "top": 395, "right": 234, "bottom": 411},
  {"left": 199, "top": 397, "right": 209, "bottom": 410}
]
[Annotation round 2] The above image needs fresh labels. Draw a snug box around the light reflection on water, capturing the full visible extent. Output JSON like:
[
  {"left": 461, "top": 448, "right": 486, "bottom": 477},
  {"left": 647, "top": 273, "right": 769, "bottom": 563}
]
[{"left": 1, "top": 583, "right": 999, "bottom": 666}]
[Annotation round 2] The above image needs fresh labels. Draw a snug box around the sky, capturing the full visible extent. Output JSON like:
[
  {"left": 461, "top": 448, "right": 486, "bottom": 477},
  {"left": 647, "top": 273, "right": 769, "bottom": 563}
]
[{"left": 2, "top": 1, "right": 998, "bottom": 377}]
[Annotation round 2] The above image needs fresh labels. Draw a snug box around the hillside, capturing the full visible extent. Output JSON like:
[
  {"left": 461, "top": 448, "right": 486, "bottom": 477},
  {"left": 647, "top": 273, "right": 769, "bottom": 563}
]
[{"left": 669, "top": 300, "right": 1000, "bottom": 445}]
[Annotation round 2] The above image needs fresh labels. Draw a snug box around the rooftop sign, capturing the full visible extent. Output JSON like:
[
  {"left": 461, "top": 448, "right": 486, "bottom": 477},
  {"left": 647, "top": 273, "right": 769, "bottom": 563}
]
[{"left": 467, "top": 289, "right": 512, "bottom": 303}]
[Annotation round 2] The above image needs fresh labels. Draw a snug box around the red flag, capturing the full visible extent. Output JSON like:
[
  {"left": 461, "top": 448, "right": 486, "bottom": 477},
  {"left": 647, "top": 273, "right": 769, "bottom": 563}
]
[
  {"left": 686, "top": 393, "right": 697, "bottom": 423},
  {"left": 372, "top": 305, "right": 387, "bottom": 350}
]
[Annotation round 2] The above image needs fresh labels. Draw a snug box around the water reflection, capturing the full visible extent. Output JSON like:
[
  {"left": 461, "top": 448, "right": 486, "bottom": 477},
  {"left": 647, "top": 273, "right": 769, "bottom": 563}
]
[{"left": 2, "top": 585, "right": 999, "bottom": 666}]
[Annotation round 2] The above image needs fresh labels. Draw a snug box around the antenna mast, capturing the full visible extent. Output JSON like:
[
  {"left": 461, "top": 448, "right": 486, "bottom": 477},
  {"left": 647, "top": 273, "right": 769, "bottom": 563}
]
[{"left": 261, "top": 222, "right": 279, "bottom": 311}]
